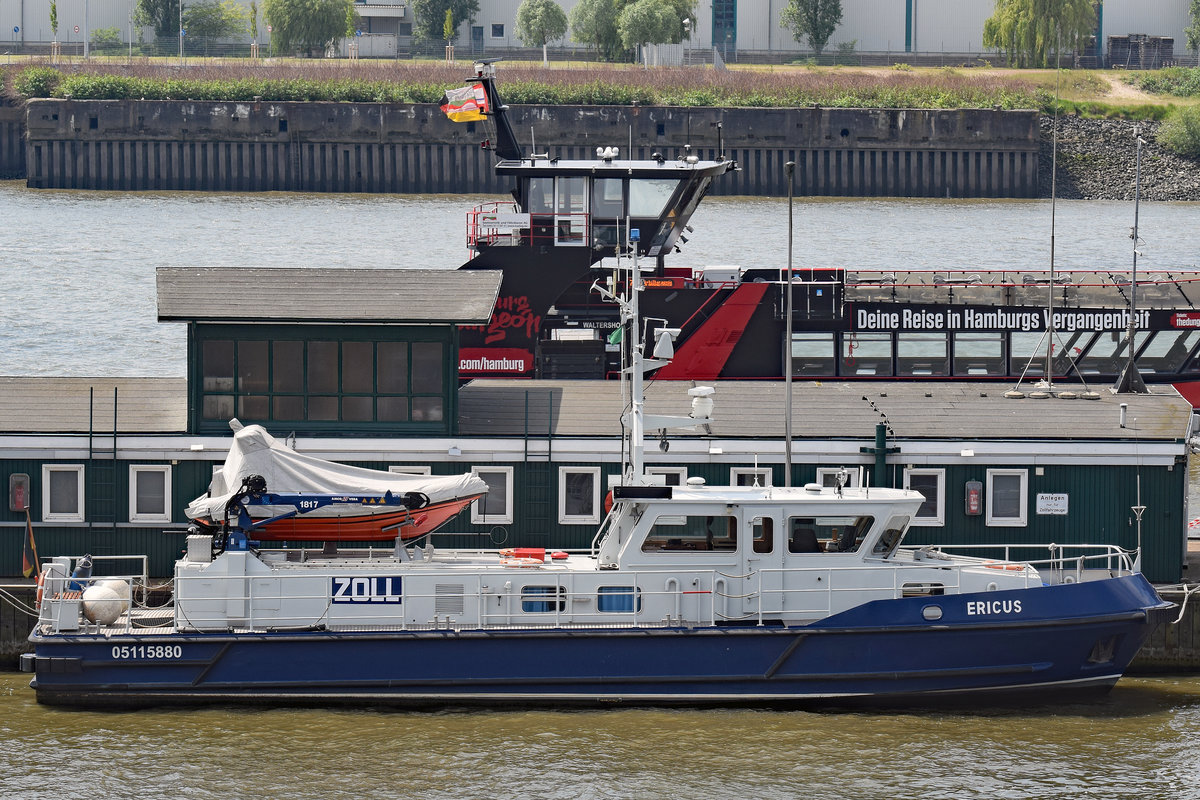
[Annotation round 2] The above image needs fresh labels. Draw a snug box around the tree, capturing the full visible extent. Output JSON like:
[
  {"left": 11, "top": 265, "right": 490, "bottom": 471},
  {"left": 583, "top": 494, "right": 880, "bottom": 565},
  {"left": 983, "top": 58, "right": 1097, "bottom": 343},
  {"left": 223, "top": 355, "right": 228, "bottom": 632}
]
[
  {"left": 982, "top": 0, "right": 1095, "bottom": 68},
  {"left": 1186, "top": 0, "right": 1200, "bottom": 56},
  {"left": 571, "top": 0, "right": 692, "bottom": 62},
  {"left": 50, "top": 1, "right": 58, "bottom": 41},
  {"left": 780, "top": 0, "right": 842, "bottom": 56},
  {"left": 618, "top": 0, "right": 678, "bottom": 64},
  {"left": 516, "top": 0, "right": 568, "bottom": 66},
  {"left": 136, "top": 0, "right": 183, "bottom": 39},
  {"left": 263, "top": 0, "right": 354, "bottom": 56},
  {"left": 250, "top": 0, "right": 259, "bottom": 41},
  {"left": 410, "top": 0, "right": 478, "bottom": 44},
  {"left": 184, "top": 0, "right": 250, "bottom": 40}
]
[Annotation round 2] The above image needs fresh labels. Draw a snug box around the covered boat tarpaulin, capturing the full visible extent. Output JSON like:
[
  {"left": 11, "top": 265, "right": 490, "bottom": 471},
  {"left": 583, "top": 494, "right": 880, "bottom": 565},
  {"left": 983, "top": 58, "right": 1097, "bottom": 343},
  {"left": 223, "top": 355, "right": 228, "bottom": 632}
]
[{"left": 186, "top": 422, "right": 487, "bottom": 523}]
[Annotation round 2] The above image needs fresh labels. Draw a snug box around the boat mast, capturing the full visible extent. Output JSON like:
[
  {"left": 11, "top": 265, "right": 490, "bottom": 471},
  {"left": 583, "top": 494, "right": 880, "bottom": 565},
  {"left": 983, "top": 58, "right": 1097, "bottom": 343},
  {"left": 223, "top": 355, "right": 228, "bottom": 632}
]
[
  {"left": 472, "top": 59, "right": 524, "bottom": 161},
  {"left": 784, "top": 161, "right": 795, "bottom": 487},
  {"left": 1113, "top": 130, "right": 1149, "bottom": 394}
]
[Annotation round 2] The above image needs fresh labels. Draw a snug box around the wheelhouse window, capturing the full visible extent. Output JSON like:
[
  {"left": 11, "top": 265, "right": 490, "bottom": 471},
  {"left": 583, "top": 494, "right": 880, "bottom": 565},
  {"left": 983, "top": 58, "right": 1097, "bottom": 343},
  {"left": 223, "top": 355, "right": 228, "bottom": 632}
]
[
  {"left": 129, "top": 465, "right": 171, "bottom": 524},
  {"left": 751, "top": 516, "right": 774, "bottom": 554},
  {"left": 986, "top": 469, "right": 1028, "bottom": 526},
  {"left": 628, "top": 179, "right": 678, "bottom": 218},
  {"left": 790, "top": 332, "right": 835, "bottom": 376},
  {"left": 195, "top": 327, "right": 449, "bottom": 433},
  {"left": 1134, "top": 330, "right": 1200, "bottom": 374},
  {"left": 897, "top": 332, "right": 949, "bottom": 376},
  {"left": 903, "top": 468, "right": 945, "bottom": 526},
  {"left": 872, "top": 516, "right": 910, "bottom": 557},
  {"left": 472, "top": 466, "right": 514, "bottom": 525},
  {"left": 953, "top": 332, "right": 1005, "bottom": 376},
  {"left": 842, "top": 333, "right": 893, "bottom": 376},
  {"left": 42, "top": 465, "right": 85, "bottom": 523},
  {"left": 559, "top": 467, "right": 601, "bottom": 524},
  {"left": 787, "top": 516, "right": 873, "bottom": 554},
  {"left": 641, "top": 514, "right": 737, "bottom": 553}
]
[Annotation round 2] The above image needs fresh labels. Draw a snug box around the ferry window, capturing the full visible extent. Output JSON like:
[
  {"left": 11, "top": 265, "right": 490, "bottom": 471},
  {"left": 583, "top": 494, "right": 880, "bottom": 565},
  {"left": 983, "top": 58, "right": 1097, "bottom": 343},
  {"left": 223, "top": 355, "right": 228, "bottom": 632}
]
[
  {"left": 790, "top": 332, "right": 835, "bottom": 376},
  {"left": 1136, "top": 330, "right": 1200, "bottom": 374},
  {"left": 641, "top": 515, "right": 737, "bottom": 553},
  {"left": 1009, "top": 332, "right": 1048, "bottom": 376},
  {"left": 952, "top": 332, "right": 1004, "bottom": 376},
  {"left": 787, "top": 516, "right": 873, "bottom": 554},
  {"left": 42, "top": 465, "right": 84, "bottom": 523},
  {"left": 129, "top": 465, "right": 171, "bottom": 524},
  {"left": 732, "top": 468, "right": 772, "bottom": 487},
  {"left": 904, "top": 468, "right": 945, "bottom": 526},
  {"left": 872, "top": 516, "right": 910, "bottom": 557},
  {"left": 751, "top": 517, "right": 774, "bottom": 554},
  {"left": 897, "top": 333, "right": 949, "bottom": 376},
  {"left": 842, "top": 333, "right": 893, "bottom": 376},
  {"left": 592, "top": 178, "right": 624, "bottom": 218},
  {"left": 1076, "top": 331, "right": 1130, "bottom": 376},
  {"left": 527, "top": 177, "right": 554, "bottom": 213},
  {"left": 597, "top": 586, "right": 642, "bottom": 612},
  {"left": 628, "top": 179, "right": 677, "bottom": 218},
  {"left": 559, "top": 467, "right": 601, "bottom": 524},
  {"left": 1010, "top": 331, "right": 1095, "bottom": 377},
  {"left": 521, "top": 585, "right": 565, "bottom": 612},
  {"left": 816, "top": 467, "right": 862, "bottom": 489},
  {"left": 472, "top": 466, "right": 514, "bottom": 525},
  {"left": 986, "top": 469, "right": 1027, "bottom": 526}
]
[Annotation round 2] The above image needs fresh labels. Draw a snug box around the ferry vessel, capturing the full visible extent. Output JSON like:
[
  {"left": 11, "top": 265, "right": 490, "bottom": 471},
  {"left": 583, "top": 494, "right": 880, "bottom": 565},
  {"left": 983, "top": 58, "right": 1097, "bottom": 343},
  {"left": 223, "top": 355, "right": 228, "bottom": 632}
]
[
  {"left": 451, "top": 63, "right": 1200, "bottom": 405},
  {"left": 21, "top": 197, "right": 1172, "bottom": 709}
]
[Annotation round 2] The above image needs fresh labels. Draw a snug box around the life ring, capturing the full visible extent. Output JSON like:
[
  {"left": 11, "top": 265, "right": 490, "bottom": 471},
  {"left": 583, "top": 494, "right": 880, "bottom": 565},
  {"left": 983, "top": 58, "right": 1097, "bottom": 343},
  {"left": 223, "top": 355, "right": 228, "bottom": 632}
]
[
  {"left": 499, "top": 557, "right": 542, "bottom": 568},
  {"left": 34, "top": 570, "right": 44, "bottom": 611},
  {"left": 604, "top": 490, "right": 614, "bottom": 514},
  {"left": 984, "top": 561, "right": 1025, "bottom": 571}
]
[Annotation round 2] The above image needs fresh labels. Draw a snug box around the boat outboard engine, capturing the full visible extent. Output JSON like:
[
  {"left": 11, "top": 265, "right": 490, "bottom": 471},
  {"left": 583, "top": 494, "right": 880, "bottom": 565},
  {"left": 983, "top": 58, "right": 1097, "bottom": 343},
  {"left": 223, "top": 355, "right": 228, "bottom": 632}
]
[{"left": 400, "top": 492, "right": 431, "bottom": 510}]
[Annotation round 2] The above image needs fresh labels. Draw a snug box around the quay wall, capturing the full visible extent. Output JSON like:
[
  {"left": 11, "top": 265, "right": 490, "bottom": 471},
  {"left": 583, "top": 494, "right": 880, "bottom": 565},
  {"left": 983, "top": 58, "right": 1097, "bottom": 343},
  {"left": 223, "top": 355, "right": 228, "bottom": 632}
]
[
  {"left": 19, "top": 100, "right": 1040, "bottom": 198},
  {"left": 0, "top": 106, "right": 23, "bottom": 178}
]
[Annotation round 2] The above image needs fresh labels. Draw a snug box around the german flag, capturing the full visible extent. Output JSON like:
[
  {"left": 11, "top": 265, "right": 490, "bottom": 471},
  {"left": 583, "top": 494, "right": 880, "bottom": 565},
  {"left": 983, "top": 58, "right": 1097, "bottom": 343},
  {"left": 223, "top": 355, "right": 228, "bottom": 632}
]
[
  {"left": 21, "top": 509, "right": 39, "bottom": 579},
  {"left": 439, "top": 83, "right": 488, "bottom": 122}
]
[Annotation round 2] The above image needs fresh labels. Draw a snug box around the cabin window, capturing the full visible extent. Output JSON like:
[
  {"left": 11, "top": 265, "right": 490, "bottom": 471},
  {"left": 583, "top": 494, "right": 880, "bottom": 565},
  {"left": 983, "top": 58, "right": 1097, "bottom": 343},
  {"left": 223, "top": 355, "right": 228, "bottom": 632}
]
[
  {"left": 872, "top": 516, "right": 909, "bottom": 557},
  {"left": 816, "top": 467, "right": 861, "bottom": 489},
  {"left": 628, "top": 179, "right": 677, "bottom": 218},
  {"left": 129, "top": 465, "right": 171, "bottom": 524},
  {"left": 841, "top": 333, "right": 893, "bottom": 376},
  {"left": 42, "top": 465, "right": 84, "bottom": 523},
  {"left": 731, "top": 468, "right": 772, "bottom": 487},
  {"left": 1134, "top": 330, "right": 1200, "bottom": 374},
  {"left": 592, "top": 178, "right": 624, "bottom": 218},
  {"left": 952, "top": 332, "right": 1005, "bottom": 376},
  {"left": 1009, "top": 331, "right": 1093, "bottom": 377},
  {"left": 559, "top": 467, "right": 601, "bottom": 524},
  {"left": 787, "top": 516, "right": 873, "bottom": 554},
  {"left": 1076, "top": 331, "right": 1131, "bottom": 376},
  {"left": 196, "top": 329, "right": 448, "bottom": 432},
  {"left": 521, "top": 585, "right": 565, "bottom": 612},
  {"left": 471, "top": 466, "right": 514, "bottom": 525},
  {"left": 751, "top": 517, "right": 774, "bottom": 554},
  {"left": 897, "top": 333, "right": 949, "bottom": 376},
  {"left": 986, "top": 469, "right": 1028, "bottom": 526},
  {"left": 641, "top": 515, "right": 737, "bottom": 553},
  {"left": 903, "top": 468, "right": 945, "bottom": 526},
  {"left": 597, "top": 586, "right": 642, "bottom": 612},
  {"left": 790, "top": 332, "right": 836, "bottom": 376}
]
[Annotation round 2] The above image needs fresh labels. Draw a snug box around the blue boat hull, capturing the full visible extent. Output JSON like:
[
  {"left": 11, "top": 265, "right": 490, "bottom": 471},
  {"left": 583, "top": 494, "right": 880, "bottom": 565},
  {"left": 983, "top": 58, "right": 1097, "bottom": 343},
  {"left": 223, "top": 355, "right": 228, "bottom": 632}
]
[{"left": 25, "top": 575, "right": 1171, "bottom": 708}]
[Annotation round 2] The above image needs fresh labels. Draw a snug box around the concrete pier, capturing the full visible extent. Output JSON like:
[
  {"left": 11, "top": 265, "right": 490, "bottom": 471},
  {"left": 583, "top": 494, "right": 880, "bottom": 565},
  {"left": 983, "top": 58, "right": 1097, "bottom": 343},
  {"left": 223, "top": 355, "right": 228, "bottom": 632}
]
[{"left": 18, "top": 99, "right": 1040, "bottom": 198}]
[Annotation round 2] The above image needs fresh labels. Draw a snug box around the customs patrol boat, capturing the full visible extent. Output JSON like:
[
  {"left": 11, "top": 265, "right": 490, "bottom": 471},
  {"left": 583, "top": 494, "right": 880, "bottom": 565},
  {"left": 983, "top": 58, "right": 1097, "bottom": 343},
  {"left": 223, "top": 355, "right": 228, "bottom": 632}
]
[{"left": 22, "top": 235, "right": 1171, "bottom": 709}]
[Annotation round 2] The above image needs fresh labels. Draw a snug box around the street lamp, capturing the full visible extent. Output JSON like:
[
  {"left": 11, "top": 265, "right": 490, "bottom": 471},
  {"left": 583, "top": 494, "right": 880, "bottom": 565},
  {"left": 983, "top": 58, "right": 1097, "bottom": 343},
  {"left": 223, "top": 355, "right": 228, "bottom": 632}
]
[{"left": 682, "top": 17, "right": 690, "bottom": 66}]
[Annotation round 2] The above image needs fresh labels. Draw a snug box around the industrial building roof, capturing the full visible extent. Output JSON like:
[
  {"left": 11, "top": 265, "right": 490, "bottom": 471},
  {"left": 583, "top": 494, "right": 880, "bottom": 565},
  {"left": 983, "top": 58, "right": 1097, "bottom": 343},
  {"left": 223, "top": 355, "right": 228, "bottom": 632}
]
[
  {"left": 457, "top": 380, "right": 1194, "bottom": 442},
  {"left": 156, "top": 268, "right": 503, "bottom": 324}
]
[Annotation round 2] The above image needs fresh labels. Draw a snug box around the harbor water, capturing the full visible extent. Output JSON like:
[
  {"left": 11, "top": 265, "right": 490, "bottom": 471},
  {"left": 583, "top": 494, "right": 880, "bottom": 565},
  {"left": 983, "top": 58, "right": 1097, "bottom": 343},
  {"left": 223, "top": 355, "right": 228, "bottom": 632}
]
[{"left": 4, "top": 180, "right": 1200, "bottom": 796}]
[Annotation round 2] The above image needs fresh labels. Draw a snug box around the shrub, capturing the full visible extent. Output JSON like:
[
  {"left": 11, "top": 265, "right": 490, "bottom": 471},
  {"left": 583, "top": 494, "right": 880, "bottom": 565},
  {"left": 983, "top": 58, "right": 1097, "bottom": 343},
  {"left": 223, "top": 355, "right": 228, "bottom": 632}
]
[
  {"left": 1159, "top": 105, "right": 1200, "bottom": 159},
  {"left": 14, "top": 67, "right": 61, "bottom": 99}
]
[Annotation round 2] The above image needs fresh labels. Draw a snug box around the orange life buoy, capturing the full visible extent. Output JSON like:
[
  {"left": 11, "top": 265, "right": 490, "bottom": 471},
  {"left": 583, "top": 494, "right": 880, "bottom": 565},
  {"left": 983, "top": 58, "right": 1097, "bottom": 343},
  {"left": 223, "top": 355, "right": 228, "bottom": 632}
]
[
  {"left": 34, "top": 570, "right": 44, "bottom": 610},
  {"left": 499, "top": 557, "right": 542, "bottom": 568},
  {"left": 604, "top": 490, "right": 614, "bottom": 514},
  {"left": 984, "top": 561, "right": 1025, "bottom": 571}
]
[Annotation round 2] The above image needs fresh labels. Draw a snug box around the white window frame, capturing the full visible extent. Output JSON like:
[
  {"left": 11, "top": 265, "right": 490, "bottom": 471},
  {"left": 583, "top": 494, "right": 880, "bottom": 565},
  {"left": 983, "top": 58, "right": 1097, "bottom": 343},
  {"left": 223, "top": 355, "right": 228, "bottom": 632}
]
[
  {"left": 646, "top": 466, "right": 687, "bottom": 486},
  {"left": 816, "top": 466, "right": 863, "bottom": 488},
  {"left": 558, "top": 467, "right": 602, "bottom": 524},
  {"left": 903, "top": 468, "right": 945, "bottom": 527},
  {"left": 986, "top": 468, "right": 1028, "bottom": 527},
  {"left": 471, "top": 466, "right": 514, "bottom": 525},
  {"left": 388, "top": 465, "right": 432, "bottom": 475},
  {"left": 42, "top": 464, "right": 85, "bottom": 523},
  {"left": 129, "top": 465, "right": 172, "bottom": 524},
  {"left": 731, "top": 468, "right": 773, "bottom": 488}
]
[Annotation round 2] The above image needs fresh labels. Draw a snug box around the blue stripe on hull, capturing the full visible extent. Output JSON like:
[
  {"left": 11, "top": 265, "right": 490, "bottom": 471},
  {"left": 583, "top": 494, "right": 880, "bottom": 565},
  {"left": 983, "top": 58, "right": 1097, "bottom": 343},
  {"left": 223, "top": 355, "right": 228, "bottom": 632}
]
[{"left": 29, "top": 575, "right": 1169, "bottom": 708}]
